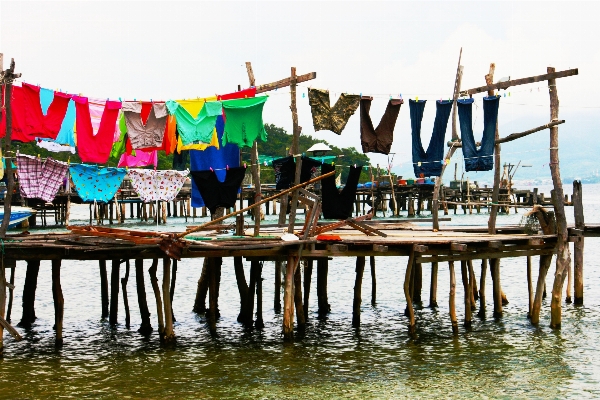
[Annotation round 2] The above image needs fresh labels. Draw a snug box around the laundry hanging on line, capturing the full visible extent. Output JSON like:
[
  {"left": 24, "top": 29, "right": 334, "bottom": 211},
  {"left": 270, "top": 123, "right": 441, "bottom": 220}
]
[
  {"left": 308, "top": 88, "right": 360, "bottom": 135},
  {"left": 36, "top": 139, "right": 76, "bottom": 154},
  {"left": 166, "top": 98, "right": 222, "bottom": 146},
  {"left": 191, "top": 166, "right": 247, "bottom": 214},
  {"left": 410, "top": 99, "right": 452, "bottom": 177},
  {"left": 39, "top": 87, "right": 76, "bottom": 147},
  {"left": 271, "top": 156, "right": 322, "bottom": 190},
  {"left": 360, "top": 97, "right": 403, "bottom": 155},
  {"left": 118, "top": 149, "right": 157, "bottom": 168},
  {"left": 16, "top": 153, "right": 69, "bottom": 202},
  {"left": 127, "top": 169, "right": 189, "bottom": 202},
  {"left": 321, "top": 163, "right": 363, "bottom": 220},
  {"left": 222, "top": 96, "right": 268, "bottom": 148},
  {"left": 458, "top": 96, "right": 500, "bottom": 172},
  {"left": 69, "top": 164, "right": 127, "bottom": 203},
  {"left": 122, "top": 102, "right": 168, "bottom": 150}
]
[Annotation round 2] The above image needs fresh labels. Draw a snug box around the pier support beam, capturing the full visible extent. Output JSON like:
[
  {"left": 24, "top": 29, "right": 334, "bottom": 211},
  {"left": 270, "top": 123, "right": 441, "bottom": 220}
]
[
  {"left": 352, "top": 256, "right": 365, "bottom": 328},
  {"left": 478, "top": 259, "right": 487, "bottom": 319},
  {"left": 531, "top": 254, "right": 553, "bottom": 324},
  {"left": 162, "top": 258, "right": 175, "bottom": 343},
  {"left": 449, "top": 261, "right": 458, "bottom": 335},
  {"left": 52, "top": 260, "right": 64, "bottom": 346},
  {"left": 109, "top": 260, "right": 120, "bottom": 326},
  {"left": 429, "top": 262, "right": 438, "bottom": 308},
  {"left": 274, "top": 260, "right": 282, "bottom": 314},
  {"left": 460, "top": 261, "right": 472, "bottom": 328},
  {"left": 193, "top": 258, "right": 209, "bottom": 314},
  {"left": 255, "top": 261, "right": 264, "bottom": 330},
  {"left": 294, "top": 261, "right": 305, "bottom": 329},
  {"left": 135, "top": 259, "right": 153, "bottom": 335},
  {"left": 121, "top": 260, "right": 131, "bottom": 329},
  {"left": 99, "top": 260, "right": 109, "bottom": 319},
  {"left": 370, "top": 256, "right": 377, "bottom": 306},
  {"left": 404, "top": 250, "right": 416, "bottom": 336},
  {"left": 303, "top": 260, "right": 313, "bottom": 321},
  {"left": 18, "top": 259, "right": 40, "bottom": 328},
  {"left": 207, "top": 257, "right": 222, "bottom": 335},
  {"left": 573, "top": 180, "right": 584, "bottom": 304},
  {"left": 148, "top": 259, "right": 165, "bottom": 337},
  {"left": 317, "top": 258, "right": 330, "bottom": 319},
  {"left": 527, "top": 256, "right": 533, "bottom": 318},
  {"left": 490, "top": 258, "right": 502, "bottom": 318},
  {"left": 283, "top": 255, "right": 297, "bottom": 341},
  {"left": 5, "top": 259, "right": 15, "bottom": 323}
]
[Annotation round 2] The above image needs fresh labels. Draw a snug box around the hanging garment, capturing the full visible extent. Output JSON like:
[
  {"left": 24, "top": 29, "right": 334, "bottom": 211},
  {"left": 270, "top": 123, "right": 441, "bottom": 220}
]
[
  {"left": 118, "top": 149, "right": 157, "bottom": 168},
  {"left": 410, "top": 99, "right": 452, "bottom": 177},
  {"left": 12, "top": 83, "right": 72, "bottom": 143},
  {"left": 271, "top": 156, "right": 322, "bottom": 190},
  {"left": 360, "top": 98, "right": 403, "bottom": 154},
  {"left": 36, "top": 139, "right": 76, "bottom": 154},
  {"left": 110, "top": 119, "right": 134, "bottom": 159},
  {"left": 166, "top": 100, "right": 222, "bottom": 146},
  {"left": 69, "top": 164, "right": 126, "bottom": 203},
  {"left": 122, "top": 102, "right": 168, "bottom": 150},
  {"left": 222, "top": 96, "right": 268, "bottom": 147},
  {"left": 173, "top": 149, "right": 189, "bottom": 171},
  {"left": 321, "top": 163, "right": 363, "bottom": 219},
  {"left": 73, "top": 96, "right": 122, "bottom": 164},
  {"left": 39, "top": 87, "right": 76, "bottom": 146},
  {"left": 191, "top": 166, "right": 247, "bottom": 214},
  {"left": 16, "top": 154, "right": 69, "bottom": 202},
  {"left": 137, "top": 114, "right": 177, "bottom": 155},
  {"left": 0, "top": 149, "right": 4, "bottom": 180},
  {"left": 190, "top": 115, "right": 241, "bottom": 208},
  {"left": 458, "top": 96, "right": 500, "bottom": 172},
  {"left": 308, "top": 88, "right": 360, "bottom": 135},
  {"left": 127, "top": 169, "right": 189, "bottom": 202}
]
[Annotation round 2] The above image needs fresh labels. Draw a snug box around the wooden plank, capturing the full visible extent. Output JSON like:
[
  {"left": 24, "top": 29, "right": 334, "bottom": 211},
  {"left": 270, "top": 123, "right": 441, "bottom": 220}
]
[
  {"left": 255, "top": 72, "right": 316, "bottom": 94},
  {"left": 416, "top": 248, "right": 554, "bottom": 263},
  {"left": 372, "top": 244, "right": 388, "bottom": 252},
  {"left": 451, "top": 242, "right": 468, "bottom": 252},
  {"left": 413, "top": 244, "right": 428, "bottom": 253},
  {"left": 448, "top": 120, "right": 566, "bottom": 147},
  {"left": 0, "top": 316, "right": 22, "bottom": 341},
  {"left": 463, "top": 68, "right": 578, "bottom": 95}
]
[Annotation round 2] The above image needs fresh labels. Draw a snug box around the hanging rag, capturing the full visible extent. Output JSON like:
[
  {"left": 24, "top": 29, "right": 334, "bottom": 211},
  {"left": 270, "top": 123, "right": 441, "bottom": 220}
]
[
  {"left": 127, "top": 169, "right": 189, "bottom": 202},
  {"left": 360, "top": 97, "right": 403, "bottom": 154},
  {"left": 0, "top": 149, "right": 4, "bottom": 180},
  {"left": 166, "top": 99, "right": 222, "bottom": 146},
  {"left": 173, "top": 148, "right": 189, "bottom": 171},
  {"left": 16, "top": 154, "right": 69, "bottom": 202},
  {"left": 0, "top": 85, "right": 25, "bottom": 139},
  {"left": 39, "top": 87, "right": 76, "bottom": 146},
  {"left": 308, "top": 88, "right": 360, "bottom": 135},
  {"left": 118, "top": 149, "right": 157, "bottom": 168},
  {"left": 458, "top": 96, "right": 500, "bottom": 172},
  {"left": 122, "top": 102, "right": 168, "bottom": 150},
  {"left": 410, "top": 99, "right": 452, "bottom": 177},
  {"left": 73, "top": 96, "right": 122, "bottom": 164},
  {"left": 321, "top": 163, "right": 363, "bottom": 219},
  {"left": 69, "top": 164, "right": 127, "bottom": 203},
  {"left": 271, "top": 156, "right": 322, "bottom": 190},
  {"left": 191, "top": 166, "right": 247, "bottom": 214},
  {"left": 221, "top": 96, "right": 268, "bottom": 147}
]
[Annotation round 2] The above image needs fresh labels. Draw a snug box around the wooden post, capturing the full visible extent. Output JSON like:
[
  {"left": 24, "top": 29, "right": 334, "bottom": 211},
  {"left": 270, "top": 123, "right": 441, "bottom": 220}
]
[
  {"left": 99, "top": 260, "right": 109, "bottom": 319},
  {"left": 170, "top": 259, "right": 177, "bottom": 322},
  {"left": 547, "top": 68, "right": 572, "bottom": 329},
  {"left": 255, "top": 261, "right": 264, "bottom": 329},
  {"left": 18, "top": 259, "right": 40, "bottom": 328},
  {"left": 0, "top": 254, "right": 5, "bottom": 352},
  {"left": 6, "top": 260, "right": 15, "bottom": 323},
  {"left": 287, "top": 66, "right": 302, "bottom": 232},
  {"left": 51, "top": 260, "right": 64, "bottom": 346},
  {"left": 162, "top": 258, "right": 175, "bottom": 343},
  {"left": 207, "top": 257, "right": 222, "bottom": 335},
  {"left": 233, "top": 256, "right": 248, "bottom": 322},
  {"left": 193, "top": 258, "right": 209, "bottom": 314},
  {"left": 245, "top": 62, "right": 263, "bottom": 237},
  {"left": 490, "top": 258, "right": 502, "bottom": 318},
  {"left": 294, "top": 260, "right": 305, "bottom": 329},
  {"left": 429, "top": 262, "right": 438, "bottom": 308},
  {"left": 109, "top": 259, "right": 120, "bottom": 326},
  {"left": 303, "top": 260, "right": 313, "bottom": 321},
  {"left": 527, "top": 256, "right": 533, "bottom": 318},
  {"left": 404, "top": 249, "right": 416, "bottom": 335},
  {"left": 317, "top": 258, "right": 330, "bottom": 318},
  {"left": 413, "top": 261, "right": 422, "bottom": 303},
  {"left": 478, "top": 259, "right": 487, "bottom": 319},
  {"left": 573, "top": 180, "right": 584, "bottom": 304},
  {"left": 121, "top": 260, "right": 131, "bottom": 329},
  {"left": 135, "top": 259, "right": 153, "bottom": 335},
  {"left": 486, "top": 63, "right": 502, "bottom": 235},
  {"left": 370, "top": 256, "right": 377, "bottom": 306},
  {"left": 468, "top": 260, "right": 478, "bottom": 308},
  {"left": 449, "top": 261, "right": 458, "bottom": 335},
  {"left": 148, "top": 259, "right": 165, "bottom": 336},
  {"left": 352, "top": 256, "right": 365, "bottom": 328},
  {"left": 274, "top": 260, "right": 282, "bottom": 314},
  {"left": 531, "top": 254, "right": 554, "bottom": 324},
  {"left": 460, "top": 260, "right": 472, "bottom": 328},
  {"left": 283, "top": 256, "right": 296, "bottom": 341},
  {"left": 244, "top": 260, "right": 257, "bottom": 328}
]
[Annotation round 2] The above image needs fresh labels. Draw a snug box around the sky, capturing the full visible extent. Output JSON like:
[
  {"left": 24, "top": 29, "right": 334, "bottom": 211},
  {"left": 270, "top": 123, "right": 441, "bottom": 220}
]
[{"left": 1, "top": 1, "right": 598, "bottom": 179}]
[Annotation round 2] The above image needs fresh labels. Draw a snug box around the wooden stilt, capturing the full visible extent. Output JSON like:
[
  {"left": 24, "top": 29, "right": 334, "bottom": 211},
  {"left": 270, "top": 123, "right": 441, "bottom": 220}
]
[
  {"left": 135, "top": 259, "right": 153, "bottom": 335},
  {"left": 233, "top": 256, "right": 249, "bottom": 322},
  {"left": 283, "top": 255, "right": 296, "bottom": 341},
  {"left": 317, "top": 258, "right": 330, "bottom": 318},
  {"left": 99, "top": 260, "right": 109, "bottom": 319},
  {"left": 303, "top": 260, "right": 313, "bottom": 321},
  {"left": 18, "top": 259, "right": 40, "bottom": 328},
  {"left": 255, "top": 261, "right": 264, "bottom": 330},
  {"left": 109, "top": 260, "right": 120, "bottom": 326},
  {"left": 193, "top": 258, "right": 209, "bottom": 314},
  {"left": 51, "top": 259, "right": 64, "bottom": 346},
  {"left": 468, "top": 260, "right": 478, "bottom": 309},
  {"left": 294, "top": 259, "right": 305, "bottom": 329},
  {"left": 527, "top": 256, "right": 533, "bottom": 319},
  {"left": 274, "top": 260, "right": 282, "bottom": 314},
  {"left": 352, "top": 256, "right": 365, "bottom": 328},
  {"left": 490, "top": 258, "right": 502, "bottom": 318},
  {"left": 121, "top": 260, "right": 131, "bottom": 329},
  {"left": 531, "top": 254, "right": 553, "bottom": 324},
  {"left": 6, "top": 260, "right": 15, "bottom": 323},
  {"left": 413, "top": 261, "right": 422, "bottom": 303},
  {"left": 461, "top": 260, "right": 472, "bottom": 328},
  {"left": 478, "top": 259, "right": 487, "bottom": 319},
  {"left": 208, "top": 257, "right": 222, "bottom": 335},
  {"left": 404, "top": 249, "right": 417, "bottom": 335},
  {"left": 449, "top": 261, "right": 458, "bottom": 335},
  {"left": 162, "top": 258, "right": 175, "bottom": 343},
  {"left": 429, "top": 262, "right": 438, "bottom": 308},
  {"left": 0, "top": 256, "right": 6, "bottom": 353},
  {"left": 370, "top": 256, "right": 376, "bottom": 306},
  {"left": 148, "top": 259, "right": 165, "bottom": 336},
  {"left": 170, "top": 260, "right": 177, "bottom": 323},
  {"left": 244, "top": 260, "right": 257, "bottom": 328},
  {"left": 573, "top": 180, "right": 584, "bottom": 304}
]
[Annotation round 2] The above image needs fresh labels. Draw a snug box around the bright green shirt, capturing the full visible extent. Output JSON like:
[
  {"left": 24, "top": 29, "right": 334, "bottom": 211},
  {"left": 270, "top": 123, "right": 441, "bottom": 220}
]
[
  {"left": 222, "top": 97, "right": 268, "bottom": 148},
  {"left": 166, "top": 100, "right": 223, "bottom": 145}
]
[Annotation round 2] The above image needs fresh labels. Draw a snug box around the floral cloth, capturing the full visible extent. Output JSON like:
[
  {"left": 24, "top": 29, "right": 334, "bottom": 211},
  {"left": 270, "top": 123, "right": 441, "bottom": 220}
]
[
  {"left": 69, "top": 164, "right": 127, "bottom": 203},
  {"left": 17, "top": 154, "right": 69, "bottom": 202},
  {"left": 127, "top": 169, "right": 189, "bottom": 202}
]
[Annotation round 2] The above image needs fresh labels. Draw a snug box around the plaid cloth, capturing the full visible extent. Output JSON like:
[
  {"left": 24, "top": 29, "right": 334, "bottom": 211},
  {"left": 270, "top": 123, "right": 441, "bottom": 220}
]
[{"left": 17, "top": 154, "right": 69, "bottom": 202}]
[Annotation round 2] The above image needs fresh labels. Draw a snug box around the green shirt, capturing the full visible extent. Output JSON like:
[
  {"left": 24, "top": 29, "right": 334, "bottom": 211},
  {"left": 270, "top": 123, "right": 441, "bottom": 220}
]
[
  {"left": 166, "top": 100, "right": 223, "bottom": 145},
  {"left": 222, "top": 96, "right": 268, "bottom": 148}
]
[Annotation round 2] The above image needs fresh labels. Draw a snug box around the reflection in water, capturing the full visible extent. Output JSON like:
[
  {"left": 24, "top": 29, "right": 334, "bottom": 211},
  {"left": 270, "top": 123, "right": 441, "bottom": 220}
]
[{"left": 0, "top": 184, "right": 599, "bottom": 397}]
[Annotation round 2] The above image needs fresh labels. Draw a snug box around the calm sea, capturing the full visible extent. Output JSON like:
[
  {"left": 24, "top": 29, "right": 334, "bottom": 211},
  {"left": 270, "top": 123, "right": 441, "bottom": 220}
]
[{"left": 1, "top": 183, "right": 599, "bottom": 399}]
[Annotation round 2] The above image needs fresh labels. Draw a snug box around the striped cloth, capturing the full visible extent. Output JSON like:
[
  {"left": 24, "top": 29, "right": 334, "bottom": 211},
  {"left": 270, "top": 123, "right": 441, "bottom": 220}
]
[{"left": 17, "top": 154, "right": 69, "bottom": 202}]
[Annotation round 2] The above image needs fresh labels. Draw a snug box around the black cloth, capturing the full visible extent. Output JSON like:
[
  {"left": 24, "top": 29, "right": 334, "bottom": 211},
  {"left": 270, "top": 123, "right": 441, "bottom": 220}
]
[
  {"left": 190, "top": 166, "right": 247, "bottom": 214},
  {"left": 410, "top": 99, "right": 452, "bottom": 177},
  {"left": 321, "top": 163, "right": 362, "bottom": 220},
  {"left": 272, "top": 156, "right": 322, "bottom": 190},
  {"left": 458, "top": 96, "right": 499, "bottom": 172},
  {"left": 172, "top": 129, "right": 189, "bottom": 171},
  {"left": 360, "top": 98, "right": 403, "bottom": 155}
]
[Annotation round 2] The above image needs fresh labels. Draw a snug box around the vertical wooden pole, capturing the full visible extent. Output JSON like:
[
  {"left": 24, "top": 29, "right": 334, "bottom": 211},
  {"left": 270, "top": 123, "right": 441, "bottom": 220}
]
[
  {"left": 121, "top": 260, "right": 131, "bottom": 329},
  {"left": 51, "top": 259, "right": 64, "bottom": 346},
  {"left": 294, "top": 261, "right": 305, "bottom": 328},
  {"left": 283, "top": 255, "right": 296, "bottom": 341},
  {"left": 18, "top": 259, "right": 40, "bottom": 328},
  {"left": 135, "top": 259, "right": 153, "bottom": 335},
  {"left": 468, "top": 259, "right": 478, "bottom": 307},
  {"left": 490, "top": 258, "right": 502, "bottom": 318},
  {"left": 429, "top": 262, "right": 438, "bottom": 308},
  {"left": 527, "top": 256, "right": 533, "bottom": 318},
  {"left": 244, "top": 260, "right": 257, "bottom": 328},
  {"left": 162, "top": 258, "right": 175, "bottom": 342},
  {"left": 99, "top": 260, "right": 109, "bottom": 319},
  {"left": 449, "top": 261, "right": 458, "bottom": 335},
  {"left": 478, "top": 259, "right": 487, "bottom": 319},
  {"left": 245, "top": 62, "right": 262, "bottom": 237},
  {"left": 274, "top": 260, "right": 282, "bottom": 314},
  {"left": 287, "top": 66, "right": 302, "bottom": 232},
  {"left": 352, "top": 256, "right": 365, "bottom": 328},
  {"left": 531, "top": 254, "right": 553, "bottom": 324},
  {"left": 573, "top": 180, "right": 584, "bottom": 304},
  {"left": 370, "top": 256, "right": 377, "bottom": 306},
  {"left": 208, "top": 257, "right": 221, "bottom": 335},
  {"left": 404, "top": 250, "right": 416, "bottom": 335},
  {"left": 109, "top": 259, "right": 120, "bottom": 326},
  {"left": 0, "top": 255, "right": 5, "bottom": 352},
  {"left": 5, "top": 260, "right": 15, "bottom": 323},
  {"left": 169, "top": 260, "right": 177, "bottom": 322},
  {"left": 461, "top": 260, "right": 472, "bottom": 328},
  {"left": 148, "top": 258, "right": 165, "bottom": 336},
  {"left": 255, "top": 261, "right": 264, "bottom": 329},
  {"left": 413, "top": 261, "right": 422, "bottom": 302},
  {"left": 486, "top": 63, "right": 501, "bottom": 234},
  {"left": 303, "top": 260, "right": 313, "bottom": 321}
]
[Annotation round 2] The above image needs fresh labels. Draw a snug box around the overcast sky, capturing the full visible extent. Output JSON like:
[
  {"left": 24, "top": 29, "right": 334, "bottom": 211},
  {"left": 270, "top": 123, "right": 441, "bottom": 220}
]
[{"left": 1, "top": 1, "right": 597, "bottom": 169}]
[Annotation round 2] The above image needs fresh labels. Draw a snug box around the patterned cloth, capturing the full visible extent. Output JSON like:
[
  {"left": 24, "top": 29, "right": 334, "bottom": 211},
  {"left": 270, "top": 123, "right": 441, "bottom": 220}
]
[
  {"left": 69, "top": 164, "right": 127, "bottom": 203},
  {"left": 127, "top": 169, "right": 189, "bottom": 202},
  {"left": 17, "top": 154, "right": 69, "bottom": 202},
  {"left": 308, "top": 88, "right": 360, "bottom": 135}
]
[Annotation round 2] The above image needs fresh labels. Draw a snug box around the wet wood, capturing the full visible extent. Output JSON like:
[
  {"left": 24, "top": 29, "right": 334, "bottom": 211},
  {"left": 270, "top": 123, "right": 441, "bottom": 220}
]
[
  {"left": 317, "top": 258, "right": 330, "bottom": 318},
  {"left": 6, "top": 260, "right": 15, "bottom": 322},
  {"left": 18, "top": 259, "right": 40, "bottom": 328},
  {"left": 274, "top": 260, "right": 282, "bottom": 314},
  {"left": 303, "top": 260, "right": 313, "bottom": 321},
  {"left": 109, "top": 259, "right": 120, "bottom": 326},
  {"left": 169, "top": 260, "right": 177, "bottom": 322},
  {"left": 162, "top": 258, "right": 175, "bottom": 343},
  {"left": 193, "top": 258, "right": 209, "bottom": 314},
  {"left": 244, "top": 260, "right": 257, "bottom": 328},
  {"left": 207, "top": 257, "right": 222, "bottom": 335},
  {"left": 370, "top": 256, "right": 376, "bottom": 305},
  {"left": 413, "top": 262, "right": 422, "bottom": 303},
  {"left": 234, "top": 258, "right": 248, "bottom": 320},
  {"left": 490, "top": 258, "right": 502, "bottom": 318},
  {"left": 461, "top": 260, "right": 472, "bottom": 328},
  {"left": 464, "top": 68, "right": 578, "bottom": 95},
  {"left": 449, "top": 261, "right": 458, "bottom": 335},
  {"left": 98, "top": 260, "right": 108, "bottom": 318},
  {"left": 121, "top": 260, "right": 131, "bottom": 329},
  {"left": 52, "top": 259, "right": 64, "bottom": 345},
  {"left": 531, "top": 254, "right": 553, "bottom": 324},
  {"left": 468, "top": 260, "right": 478, "bottom": 307},
  {"left": 487, "top": 63, "right": 501, "bottom": 235},
  {"left": 148, "top": 258, "right": 165, "bottom": 335},
  {"left": 404, "top": 248, "right": 416, "bottom": 335},
  {"left": 294, "top": 259, "right": 305, "bottom": 329},
  {"left": 0, "top": 316, "right": 22, "bottom": 342},
  {"left": 527, "top": 256, "right": 533, "bottom": 318},
  {"left": 429, "top": 262, "right": 438, "bottom": 308},
  {"left": 255, "top": 261, "right": 264, "bottom": 329},
  {"left": 135, "top": 259, "right": 153, "bottom": 335},
  {"left": 573, "top": 180, "right": 584, "bottom": 304},
  {"left": 478, "top": 259, "right": 488, "bottom": 319},
  {"left": 283, "top": 255, "right": 297, "bottom": 341},
  {"left": 352, "top": 256, "right": 365, "bottom": 328},
  {"left": 0, "top": 251, "right": 5, "bottom": 351}
]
